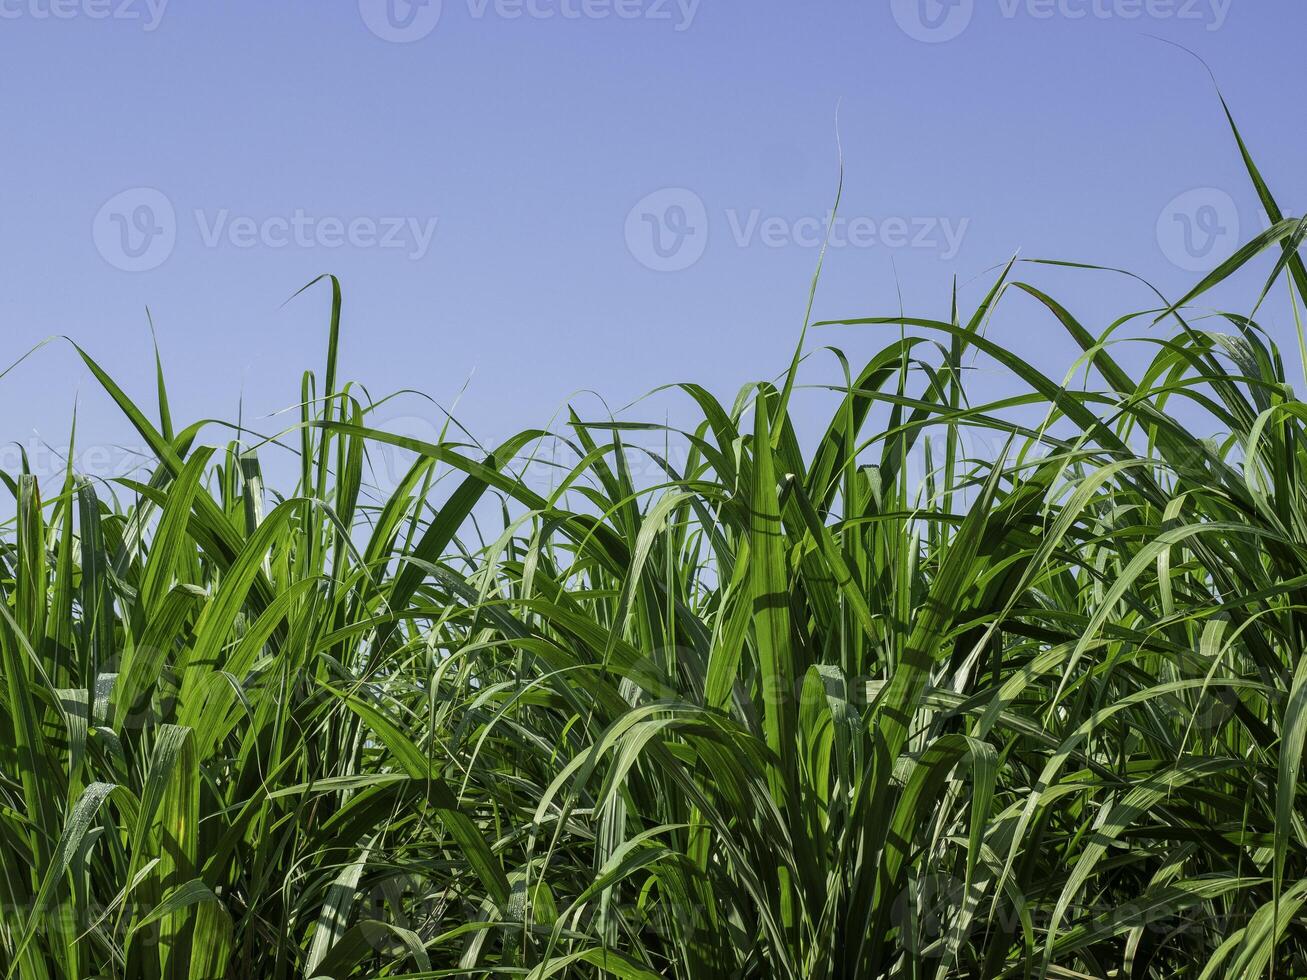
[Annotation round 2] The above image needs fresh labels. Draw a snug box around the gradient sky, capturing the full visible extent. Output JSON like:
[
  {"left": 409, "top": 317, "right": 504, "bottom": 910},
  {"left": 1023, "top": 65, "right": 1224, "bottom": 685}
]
[{"left": 0, "top": 0, "right": 1301, "bottom": 492}]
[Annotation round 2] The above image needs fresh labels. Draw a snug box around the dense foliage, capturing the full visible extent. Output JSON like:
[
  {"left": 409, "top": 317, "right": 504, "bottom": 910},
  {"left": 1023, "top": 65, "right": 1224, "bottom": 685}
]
[{"left": 2, "top": 112, "right": 1307, "bottom": 979}]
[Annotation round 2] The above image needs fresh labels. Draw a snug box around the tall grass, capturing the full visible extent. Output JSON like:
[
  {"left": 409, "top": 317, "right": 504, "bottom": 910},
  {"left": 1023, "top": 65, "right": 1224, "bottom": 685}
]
[{"left": 2, "top": 110, "right": 1307, "bottom": 979}]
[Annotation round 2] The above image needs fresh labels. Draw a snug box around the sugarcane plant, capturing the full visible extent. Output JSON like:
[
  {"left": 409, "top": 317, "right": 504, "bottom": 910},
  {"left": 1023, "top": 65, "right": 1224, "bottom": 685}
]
[{"left": 0, "top": 105, "right": 1305, "bottom": 979}]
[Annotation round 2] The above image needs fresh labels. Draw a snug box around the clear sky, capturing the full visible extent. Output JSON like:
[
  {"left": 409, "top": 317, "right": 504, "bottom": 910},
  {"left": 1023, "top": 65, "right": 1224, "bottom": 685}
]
[{"left": 0, "top": 0, "right": 1300, "bottom": 492}]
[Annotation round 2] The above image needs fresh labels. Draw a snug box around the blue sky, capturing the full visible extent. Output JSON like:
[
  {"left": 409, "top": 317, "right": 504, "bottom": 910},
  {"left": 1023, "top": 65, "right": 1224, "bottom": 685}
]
[{"left": 0, "top": 0, "right": 1300, "bottom": 490}]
